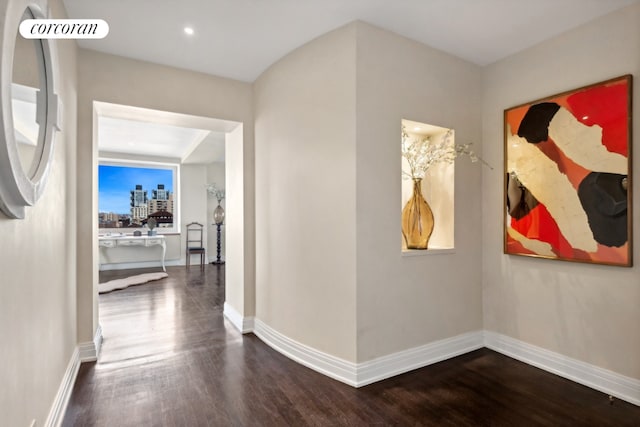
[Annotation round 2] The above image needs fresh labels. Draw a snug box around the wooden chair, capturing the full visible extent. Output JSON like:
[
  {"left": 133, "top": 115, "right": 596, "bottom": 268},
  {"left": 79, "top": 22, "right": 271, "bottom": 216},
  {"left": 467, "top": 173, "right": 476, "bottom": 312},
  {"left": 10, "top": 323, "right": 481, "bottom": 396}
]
[{"left": 185, "top": 222, "right": 205, "bottom": 270}]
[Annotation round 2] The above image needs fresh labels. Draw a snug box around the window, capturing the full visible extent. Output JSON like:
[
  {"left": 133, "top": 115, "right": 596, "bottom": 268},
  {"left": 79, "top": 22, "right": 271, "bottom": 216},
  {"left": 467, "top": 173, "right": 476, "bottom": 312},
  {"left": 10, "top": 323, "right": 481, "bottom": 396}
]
[{"left": 98, "top": 159, "right": 179, "bottom": 233}]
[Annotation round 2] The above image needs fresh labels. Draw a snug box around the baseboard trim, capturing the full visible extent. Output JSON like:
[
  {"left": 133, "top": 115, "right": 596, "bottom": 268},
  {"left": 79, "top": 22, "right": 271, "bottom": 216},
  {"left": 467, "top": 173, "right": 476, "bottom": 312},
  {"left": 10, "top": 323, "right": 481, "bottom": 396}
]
[
  {"left": 484, "top": 331, "right": 640, "bottom": 406},
  {"left": 223, "top": 302, "right": 254, "bottom": 333},
  {"left": 357, "top": 331, "right": 484, "bottom": 387},
  {"left": 250, "top": 323, "right": 640, "bottom": 403},
  {"left": 99, "top": 260, "right": 182, "bottom": 271},
  {"left": 44, "top": 347, "right": 80, "bottom": 427},
  {"left": 253, "top": 318, "right": 359, "bottom": 386},
  {"left": 78, "top": 326, "right": 103, "bottom": 362},
  {"left": 93, "top": 324, "right": 103, "bottom": 359},
  {"left": 252, "top": 319, "right": 484, "bottom": 388}
]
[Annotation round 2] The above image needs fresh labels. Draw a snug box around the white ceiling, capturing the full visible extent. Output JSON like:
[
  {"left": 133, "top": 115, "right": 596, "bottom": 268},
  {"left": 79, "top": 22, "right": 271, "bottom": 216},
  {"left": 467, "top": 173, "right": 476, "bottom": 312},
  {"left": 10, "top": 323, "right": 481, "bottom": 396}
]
[
  {"left": 69, "top": 0, "right": 638, "bottom": 162},
  {"left": 99, "top": 117, "right": 211, "bottom": 163},
  {"left": 95, "top": 102, "right": 233, "bottom": 164},
  {"left": 63, "top": 0, "right": 639, "bottom": 83}
]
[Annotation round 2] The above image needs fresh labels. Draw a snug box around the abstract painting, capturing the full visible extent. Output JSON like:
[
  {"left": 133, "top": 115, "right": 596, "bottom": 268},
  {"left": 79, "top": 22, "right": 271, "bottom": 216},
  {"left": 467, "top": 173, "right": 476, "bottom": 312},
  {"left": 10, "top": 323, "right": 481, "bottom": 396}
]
[{"left": 504, "top": 75, "right": 632, "bottom": 266}]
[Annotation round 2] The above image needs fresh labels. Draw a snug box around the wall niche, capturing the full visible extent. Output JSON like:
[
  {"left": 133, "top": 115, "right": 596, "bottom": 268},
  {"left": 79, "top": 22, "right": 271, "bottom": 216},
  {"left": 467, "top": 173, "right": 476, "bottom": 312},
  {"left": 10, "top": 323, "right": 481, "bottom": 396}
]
[{"left": 401, "top": 119, "right": 454, "bottom": 252}]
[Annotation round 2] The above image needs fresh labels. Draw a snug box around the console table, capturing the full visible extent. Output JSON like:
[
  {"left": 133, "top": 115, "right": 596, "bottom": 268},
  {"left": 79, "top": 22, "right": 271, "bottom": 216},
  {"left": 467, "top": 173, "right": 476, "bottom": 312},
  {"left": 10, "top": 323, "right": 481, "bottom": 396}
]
[{"left": 98, "top": 235, "right": 167, "bottom": 272}]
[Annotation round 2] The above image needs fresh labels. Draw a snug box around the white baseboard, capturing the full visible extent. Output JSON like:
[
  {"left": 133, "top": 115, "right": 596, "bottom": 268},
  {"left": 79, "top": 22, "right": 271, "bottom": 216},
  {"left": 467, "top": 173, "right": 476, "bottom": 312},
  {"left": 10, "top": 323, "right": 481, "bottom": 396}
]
[
  {"left": 42, "top": 323, "right": 640, "bottom": 426},
  {"left": 485, "top": 331, "right": 640, "bottom": 406},
  {"left": 99, "top": 260, "right": 182, "bottom": 271},
  {"left": 78, "top": 326, "right": 103, "bottom": 362},
  {"left": 44, "top": 347, "right": 80, "bottom": 427},
  {"left": 223, "top": 302, "right": 254, "bottom": 333},
  {"left": 45, "top": 326, "right": 104, "bottom": 426},
  {"left": 252, "top": 319, "right": 484, "bottom": 388},
  {"left": 250, "top": 322, "right": 640, "bottom": 404},
  {"left": 357, "top": 331, "right": 484, "bottom": 387},
  {"left": 93, "top": 325, "right": 103, "bottom": 359},
  {"left": 253, "top": 318, "right": 359, "bottom": 386}
]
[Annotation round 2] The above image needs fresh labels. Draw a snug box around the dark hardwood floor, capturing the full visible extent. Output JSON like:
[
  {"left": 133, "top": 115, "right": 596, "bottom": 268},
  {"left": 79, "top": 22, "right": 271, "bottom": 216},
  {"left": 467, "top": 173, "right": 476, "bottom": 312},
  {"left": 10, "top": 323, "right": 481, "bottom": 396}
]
[{"left": 63, "top": 265, "right": 640, "bottom": 426}]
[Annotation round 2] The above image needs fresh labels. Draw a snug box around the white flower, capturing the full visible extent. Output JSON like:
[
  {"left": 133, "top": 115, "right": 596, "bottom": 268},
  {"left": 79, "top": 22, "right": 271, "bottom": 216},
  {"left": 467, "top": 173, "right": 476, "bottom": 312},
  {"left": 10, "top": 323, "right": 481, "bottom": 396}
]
[
  {"left": 206, "top": 183, "right": 225, "bottom": 203},
  {"left": 401, "top": 126, "right": 489, "bottom": 179}
]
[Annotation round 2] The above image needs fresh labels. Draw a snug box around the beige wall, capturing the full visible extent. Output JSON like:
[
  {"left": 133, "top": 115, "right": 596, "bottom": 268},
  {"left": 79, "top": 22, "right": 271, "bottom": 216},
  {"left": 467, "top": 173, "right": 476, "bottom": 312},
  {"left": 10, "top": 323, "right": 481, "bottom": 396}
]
[
  {"left": 2, "top": 8, "right": 632, "bottom": 425},
  {"left": 181, "top": 164, "right": 208, "bottom": 263},
  {"left": 482, "top": 3, "right": 640, "bottom": 379},
  {"left": 253, "top": 21, "right": 485, "bottom": 364},
  {"left": 254, "top": 24, "right": 358, "bottom": 361},
  {"left": 1, "top": 3, "right": 636, "bottom": 425},
  {"left": 0, "top": 0, "right": 77, "bottom": 424},
  {"left": 77, "top": 50, "right": 255, "bottom": 341},
  {"left": 354, "top": 23, "right": 485, "bottom": 361}
]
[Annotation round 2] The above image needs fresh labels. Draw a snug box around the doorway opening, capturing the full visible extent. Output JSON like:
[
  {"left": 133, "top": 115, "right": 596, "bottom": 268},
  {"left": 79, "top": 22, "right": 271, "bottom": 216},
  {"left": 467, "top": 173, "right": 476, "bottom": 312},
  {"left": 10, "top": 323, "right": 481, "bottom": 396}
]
[{"left": 92, "top": 101, "right": 244, "bottom": 356}]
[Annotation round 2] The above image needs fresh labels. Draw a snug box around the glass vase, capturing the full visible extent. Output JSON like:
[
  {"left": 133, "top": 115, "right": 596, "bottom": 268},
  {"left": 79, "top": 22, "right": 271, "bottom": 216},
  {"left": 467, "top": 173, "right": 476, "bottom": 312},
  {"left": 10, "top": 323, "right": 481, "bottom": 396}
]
[
  {"left": 402, "top": 178, "right": 434, "bottom": 249},
  {"left": 213, "top": 203, "right": 225, "bottom": 225}
]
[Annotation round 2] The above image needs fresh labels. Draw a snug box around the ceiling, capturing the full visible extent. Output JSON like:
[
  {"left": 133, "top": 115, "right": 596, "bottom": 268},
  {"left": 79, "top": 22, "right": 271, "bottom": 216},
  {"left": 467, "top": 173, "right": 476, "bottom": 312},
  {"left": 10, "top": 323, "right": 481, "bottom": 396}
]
[
  {"left": 63, "top": 0, "right": 639, "bottom": 83},
  {"left": 66, "top": 0, "right": 638, "bottom": 162},
  {"left": 95, "top": 102, "right": 235, "bottom": 164},
  {"left": 98, "top": 117, "right": 226, "bottom": 164}
]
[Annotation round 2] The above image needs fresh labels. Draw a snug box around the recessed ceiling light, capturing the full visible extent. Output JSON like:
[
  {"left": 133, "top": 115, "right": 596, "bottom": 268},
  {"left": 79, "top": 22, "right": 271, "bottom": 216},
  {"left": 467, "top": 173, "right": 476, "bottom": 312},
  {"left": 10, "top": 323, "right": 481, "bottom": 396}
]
[
  {"left": 184, "top": 27, "right": 194, "bottom": 36},
  {"left": 413, "top": 127, "right": 421, "bottom": 131}
]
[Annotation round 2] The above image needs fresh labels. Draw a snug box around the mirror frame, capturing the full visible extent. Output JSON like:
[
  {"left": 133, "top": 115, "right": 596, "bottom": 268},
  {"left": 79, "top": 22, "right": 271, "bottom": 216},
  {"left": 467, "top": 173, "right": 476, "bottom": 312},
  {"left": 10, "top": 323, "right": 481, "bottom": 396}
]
[{"left": 0, "top": 0, "right": 60, "bottom": 219}]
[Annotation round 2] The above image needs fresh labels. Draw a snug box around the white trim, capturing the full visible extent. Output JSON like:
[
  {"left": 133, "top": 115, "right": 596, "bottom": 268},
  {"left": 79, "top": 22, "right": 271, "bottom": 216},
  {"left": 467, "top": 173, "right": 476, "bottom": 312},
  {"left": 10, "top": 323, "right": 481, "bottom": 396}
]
[
  {"left": 78, "top": 326, "right": 103, "bottom": 362},
  {"left": 253, "top": 318, "right": 359, "bottom": 386},
  {"left": 44, "top": 347, "right": 80, "bottom": 427},
  {"left": 252, "top": 319, "right": 484, "bottom": 388},
  {"left": 78, "top": 341, "right": 97, "bottom": 362},
  {"left": 244, "top": 316, "right": 255, "bottom": 332},
  {"left": 93, "top": 324, "right": 103, "bottom": 359},
  {"left": 484, "top": 331, "right": 640, "bottom": 406},
  {"left": 356, "top": 331, "right": 483, "bottom": 386},
  {"left": 250, "top": 324, "right": 640, "bottom": 404},
  {"left": 223, "top": 302, "right": 254, "bottom": 333},
  {"left": 99, "top": 259, "right": 181, "bottom": 271}
]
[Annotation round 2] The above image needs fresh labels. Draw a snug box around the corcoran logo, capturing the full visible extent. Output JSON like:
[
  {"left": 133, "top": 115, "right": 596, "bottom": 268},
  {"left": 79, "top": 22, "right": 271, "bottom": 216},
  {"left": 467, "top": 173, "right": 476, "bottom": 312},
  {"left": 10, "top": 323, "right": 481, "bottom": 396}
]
[{"left": 19, "top": 19, "right": 109, "bottom": 39}]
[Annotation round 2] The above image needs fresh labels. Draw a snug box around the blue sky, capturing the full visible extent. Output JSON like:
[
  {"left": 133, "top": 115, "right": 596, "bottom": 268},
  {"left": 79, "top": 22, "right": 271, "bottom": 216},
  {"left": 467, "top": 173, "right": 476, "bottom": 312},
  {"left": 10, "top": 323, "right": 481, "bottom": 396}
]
[{"left": 99, "top": 165, "right": 173, "bottom": 214}]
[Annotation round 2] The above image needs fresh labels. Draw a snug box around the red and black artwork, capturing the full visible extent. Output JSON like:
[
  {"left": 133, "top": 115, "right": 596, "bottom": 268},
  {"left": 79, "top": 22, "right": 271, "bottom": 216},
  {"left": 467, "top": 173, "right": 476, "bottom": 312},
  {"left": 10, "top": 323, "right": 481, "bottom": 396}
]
[{"left": 504, "top": 75, "right": 632, "bottom": 266}]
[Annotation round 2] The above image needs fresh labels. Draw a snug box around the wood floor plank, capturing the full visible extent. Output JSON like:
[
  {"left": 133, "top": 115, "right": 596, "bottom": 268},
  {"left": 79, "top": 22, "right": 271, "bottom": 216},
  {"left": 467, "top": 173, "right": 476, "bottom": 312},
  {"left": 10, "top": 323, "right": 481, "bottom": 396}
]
[{"left": 62, "top": 265, "right": 640, "bottom": 426}]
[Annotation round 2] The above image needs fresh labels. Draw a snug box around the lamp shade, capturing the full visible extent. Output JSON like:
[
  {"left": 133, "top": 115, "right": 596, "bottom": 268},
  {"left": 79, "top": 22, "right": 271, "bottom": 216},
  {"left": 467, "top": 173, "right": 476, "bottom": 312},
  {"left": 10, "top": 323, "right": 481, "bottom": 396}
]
[{"left": 213, "top": 204, "right": 225, "bottom": 224}]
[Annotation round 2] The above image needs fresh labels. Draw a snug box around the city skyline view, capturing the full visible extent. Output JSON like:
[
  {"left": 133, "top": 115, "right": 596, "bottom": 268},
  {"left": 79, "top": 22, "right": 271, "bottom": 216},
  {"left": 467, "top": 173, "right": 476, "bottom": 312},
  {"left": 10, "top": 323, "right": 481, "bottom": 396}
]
[{"left": 99, "top": 165, "right": 173, "bottom": 214}]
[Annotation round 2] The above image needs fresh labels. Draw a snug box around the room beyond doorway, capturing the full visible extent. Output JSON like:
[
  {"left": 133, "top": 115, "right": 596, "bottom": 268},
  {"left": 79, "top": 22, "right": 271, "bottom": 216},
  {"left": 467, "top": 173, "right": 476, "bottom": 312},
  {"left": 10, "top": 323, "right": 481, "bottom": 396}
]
[
  {"left": 87, "top": 101, "right": 248, "bottom": 365},
  {"left": 95, "top": 101, "right": 235, "bottom": 270}
]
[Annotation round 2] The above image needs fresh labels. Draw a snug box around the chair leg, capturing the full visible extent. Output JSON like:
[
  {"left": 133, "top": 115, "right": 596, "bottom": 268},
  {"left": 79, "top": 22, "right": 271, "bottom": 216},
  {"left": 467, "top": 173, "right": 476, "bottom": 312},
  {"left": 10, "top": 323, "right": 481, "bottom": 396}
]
[{"left": 186, "top": 252, "right": 190, "bottom": 269}]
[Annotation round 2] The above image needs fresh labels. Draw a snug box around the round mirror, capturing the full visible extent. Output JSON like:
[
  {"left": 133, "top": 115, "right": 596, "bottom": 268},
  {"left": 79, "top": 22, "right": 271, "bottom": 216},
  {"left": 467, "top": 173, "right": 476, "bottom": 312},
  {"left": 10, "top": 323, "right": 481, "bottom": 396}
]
[
  {"left": 12, "top": 8, "right": 46, "bottom": 179},
  {"left": 0, "top": 0, "right": 60, "bottom": 219}
]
